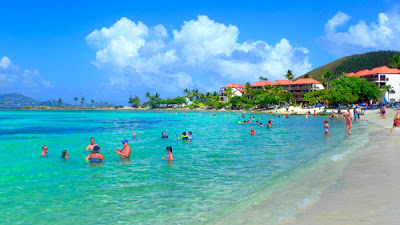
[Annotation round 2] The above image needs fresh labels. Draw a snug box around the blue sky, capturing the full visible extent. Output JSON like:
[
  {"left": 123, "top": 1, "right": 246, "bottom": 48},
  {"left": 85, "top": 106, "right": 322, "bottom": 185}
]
[{"left": 0, "top": 0, "right": 399, "bottom": 104}]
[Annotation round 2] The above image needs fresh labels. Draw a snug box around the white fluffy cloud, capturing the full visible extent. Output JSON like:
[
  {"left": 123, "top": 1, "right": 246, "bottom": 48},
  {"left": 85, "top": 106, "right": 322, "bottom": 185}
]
[
  {"left": 323, "top": 11, "right": 400, "bottom": 51},
  {"left": 0, "top": 56, "right": 53, "bottom": 93},
  {"left": 86, "top": 15, "right": 312, "bottom": 96}
]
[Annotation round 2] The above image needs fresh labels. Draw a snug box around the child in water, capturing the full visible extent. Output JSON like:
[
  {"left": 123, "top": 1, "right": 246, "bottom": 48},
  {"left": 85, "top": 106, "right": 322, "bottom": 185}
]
[
  {"left": 250, "top": 128, "right": 256, "bottom": 135},
  {"left": 323, "top": 120, "right": 330, "bottom": 135},
  {"left": 162, "top": 146, "right": 173, "bottom": 161}
]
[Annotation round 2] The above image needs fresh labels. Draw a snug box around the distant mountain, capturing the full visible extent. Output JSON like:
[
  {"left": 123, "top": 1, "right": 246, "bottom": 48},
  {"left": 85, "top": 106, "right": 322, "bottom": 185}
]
[
  {"left": 297, "top": 50, "right": 400, "bottom": 81},
  {"left": 0, "top": 93, "right": 70, "bottom": 109}
]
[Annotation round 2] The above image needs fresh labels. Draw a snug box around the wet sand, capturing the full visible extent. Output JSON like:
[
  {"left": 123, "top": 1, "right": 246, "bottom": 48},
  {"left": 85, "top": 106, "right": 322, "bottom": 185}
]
[{"left": 284, "top": 109, "right": 400, "bottom": 225}]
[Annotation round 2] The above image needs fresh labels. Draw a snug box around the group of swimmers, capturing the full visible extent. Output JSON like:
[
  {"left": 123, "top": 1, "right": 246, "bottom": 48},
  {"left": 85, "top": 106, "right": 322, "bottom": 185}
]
[{"left": 40, "top": 131, "right": 187, "bottom": 163}]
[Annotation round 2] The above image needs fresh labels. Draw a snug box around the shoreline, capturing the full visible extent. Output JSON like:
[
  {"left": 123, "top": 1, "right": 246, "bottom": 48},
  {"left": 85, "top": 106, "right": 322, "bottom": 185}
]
[{"left": 283, "top": 109, "right": 400, "bottom": 224}]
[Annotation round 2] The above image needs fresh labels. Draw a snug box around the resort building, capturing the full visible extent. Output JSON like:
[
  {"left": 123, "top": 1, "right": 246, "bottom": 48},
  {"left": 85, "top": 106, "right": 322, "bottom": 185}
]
[
  {"left": 220, "top": 78, "right": 324, "bottom": 103},
  {"left": 346, "top": 66, "right": 400, "bottom": 102},
  {"left": 219, "top": 83, "right": 245, "bottom": 102}
]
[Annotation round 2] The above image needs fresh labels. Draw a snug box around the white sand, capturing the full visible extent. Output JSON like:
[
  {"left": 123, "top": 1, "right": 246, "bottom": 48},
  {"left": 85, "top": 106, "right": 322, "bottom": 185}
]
[{"left": 283, "top": 108, "right": 400, "bottom": 225}]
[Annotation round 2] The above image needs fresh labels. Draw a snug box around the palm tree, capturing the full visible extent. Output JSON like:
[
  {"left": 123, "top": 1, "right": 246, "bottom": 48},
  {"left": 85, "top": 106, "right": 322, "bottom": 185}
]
[
  {"left": 390, "top": 54, "right": 400, "bottom": 69},
  {"left": 183, "top": 88, "right": 189, "bottom": 97},
  {"left": 225, "top": 87, "right": 234, "bottom": 99},
  {"left": 73, "top": 97, "right": 78, "bottom": 106},
  {"left": 91, "top": 100, "right": 95, "bottom": 107},
  {"left": 304, "top": 74, "right": 310, "bottom": 78},
  {"left": 285, "top": 70, "right": 294, "bottom": 80},
  {"left": 57, "top": 98, "right": 62, "bottom": 107},
  {"left": 322, "top": 71, "right": 334, "bottom": 90},
  {"left": 259, "top": 76, "right": 268, "bottom": 81},
  {"left": 154, "top": 93, "right": 160, "bottom": 99},
  {"left": 80, "top": 97, "right": 85, "bottom": 106},
  {"left": 212, "top": 91, "right": 218, "bottom": 97},
  {"left": 145, "top": 92, "right": 152, "bottom": 101},
  {"left": 244, "top": 82, "right": 252, "bottom": 100},
  {"left": 383, "top": 85, "right": 394, "bottom": 101}
]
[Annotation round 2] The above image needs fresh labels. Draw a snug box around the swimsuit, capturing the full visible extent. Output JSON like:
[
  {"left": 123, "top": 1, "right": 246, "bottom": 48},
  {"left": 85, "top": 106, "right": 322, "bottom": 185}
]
[
  {"left": 324, "top": 128, "right": 329, "bottom": 132},
  {"left": 167, "top": 154, "right": 171, "bottom": 160},
  {"left": 394, "top": 118, "right": 400, "bottom": 127},
  {"left": 89, "top": 158, "right": 102, "bottom": 163}
]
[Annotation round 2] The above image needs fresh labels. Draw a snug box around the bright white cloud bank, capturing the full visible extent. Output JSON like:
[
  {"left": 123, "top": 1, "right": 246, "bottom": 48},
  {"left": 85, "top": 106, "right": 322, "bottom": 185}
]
[
  {"left": 324, "top": 11, "right": 400, "bottom": 51},
  {"left": 0, "top": 56, "right": 52, "bottom": 93},
  {"left": 86, "top": 15, "right": 311, "bottom": 95}
]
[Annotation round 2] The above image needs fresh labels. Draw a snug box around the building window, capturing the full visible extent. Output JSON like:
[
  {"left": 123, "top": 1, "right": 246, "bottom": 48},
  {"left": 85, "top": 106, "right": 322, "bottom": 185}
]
[{"left": 298, "top": 85, "right": 303, "bottom": 87}]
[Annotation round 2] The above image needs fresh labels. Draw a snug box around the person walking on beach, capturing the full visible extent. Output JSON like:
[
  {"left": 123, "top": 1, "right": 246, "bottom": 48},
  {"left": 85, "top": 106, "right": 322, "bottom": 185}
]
[
  {"left": 323, "top": 120, "right": 330, "bottom": 135},
  {"left": 85, "top": 137, "right": 99, "bottom": 151},
  {"left": 41, "top": 145, "right": 48, "bottom": 156},
  {"left": 346, "top": 115, "right": 352, "bottom": 135},
  {"left": 162, "top": 146, "right": 173, "bottom": 161},
  {"left": 380, "top": 105, "right": 386, "bottom": 119},
  {"left": 117, "top": 139, "right": 131, "bottom": 159},
  {"left": 389, "top": 111, "right": 400, "bottom": 136}
]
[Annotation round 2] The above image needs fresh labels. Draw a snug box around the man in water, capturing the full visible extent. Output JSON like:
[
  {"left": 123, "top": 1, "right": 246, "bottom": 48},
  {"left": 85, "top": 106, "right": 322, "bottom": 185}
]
[
  {"left": 132, "top": 132, "right": 140, "bottom": 140},
  {"left": 161, "top": 131, "right": 169, "bottom": 139},
  {"left": 267, "top": 120, "right": 273, "bottom": 128},
  {"left": 178, "top": 132, "right": 189, "bottom": 140},
  {"left": 85, "top": 137, "right": 99, "bottom": 151},
  {"left": 117, "top": 139, "right": 131, "bottom": 158},
  {"left": 41, "top": 145, "right": 48, "bottom": 156}
]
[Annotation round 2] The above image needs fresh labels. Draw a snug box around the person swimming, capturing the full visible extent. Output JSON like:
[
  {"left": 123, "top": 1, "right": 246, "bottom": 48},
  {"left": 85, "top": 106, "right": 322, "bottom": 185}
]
[
  {"left": 132, "top": 132, "right": 141, "bottom": 140},
  {"left": 162, "top": 131, "right": 169, "bottom": 139},
  {"left": 259, "top": 122, "right": 264, "bottom": 127},
  {"left": 162, "top": 146, "right": 173, "bottom": 161},
  {"left": 323, "top": 120, "right": 330, "bottom": 135},
  {"left": 187, "top": 131, "right": 193, "bottom": 140},
  {"left": 85, "top": 146, "right": 104, "bottom": 163},
  {"left": 61, "top": 150, "right": 70, "bottom": 160},
  {"left": 41, "top": 145, "right": 48, "bottom": 156},
  {"left": 178, "top": 132, "right": 189, "bottom": 140},
  {"left": 250, "top": 128, "right": 256, "bottom": 135}
]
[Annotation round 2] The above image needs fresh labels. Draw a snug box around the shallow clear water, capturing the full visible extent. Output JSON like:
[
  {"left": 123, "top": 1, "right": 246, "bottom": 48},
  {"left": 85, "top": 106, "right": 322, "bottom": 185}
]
[{"left": 0, "top": 110, "right": 369, "bottom": 224}]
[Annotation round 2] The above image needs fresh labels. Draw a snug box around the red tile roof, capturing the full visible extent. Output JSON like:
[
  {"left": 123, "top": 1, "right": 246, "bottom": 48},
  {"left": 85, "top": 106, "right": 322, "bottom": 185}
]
[
  {"left": 345, "top": 72, "right": 357, "bottom": 77},
  {"left": 356, "top": 69, "right": 370, "bottom": 76},
  {"left": 251, "top": 81, "right": 274, "bottom": 87},
  {"left": 366, "top": 66, "right": 400, "bottom": 75},
  {"left": 224, "top": 83, "right": 245, "bottom": 88},
  {"left": 293, "top": 78, "right": 322, "bottom": 85},
  {"left": 272, "top": 80, "right": 294, "bottom": 85}
]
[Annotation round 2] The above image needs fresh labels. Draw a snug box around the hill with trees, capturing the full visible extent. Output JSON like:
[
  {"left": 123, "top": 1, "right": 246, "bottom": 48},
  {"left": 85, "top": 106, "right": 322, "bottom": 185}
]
[{"left": 298, "top": 51, "right": 400, "bottom": 81}]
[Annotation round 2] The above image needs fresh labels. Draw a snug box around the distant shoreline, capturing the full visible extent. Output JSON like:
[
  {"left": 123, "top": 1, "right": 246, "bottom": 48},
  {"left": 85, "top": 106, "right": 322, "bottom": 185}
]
[{"left": 1, "top": 105, "right": 338, "bottom": 116}]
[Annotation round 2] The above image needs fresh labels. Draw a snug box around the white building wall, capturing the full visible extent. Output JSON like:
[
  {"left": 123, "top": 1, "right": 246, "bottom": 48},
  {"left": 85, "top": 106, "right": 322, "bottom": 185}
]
[
  {"left": 313, "top": 84, "right": 324, "bottom": 90},
  {"left": 384, "top": 74, "right": 400, "bottom": 101}
]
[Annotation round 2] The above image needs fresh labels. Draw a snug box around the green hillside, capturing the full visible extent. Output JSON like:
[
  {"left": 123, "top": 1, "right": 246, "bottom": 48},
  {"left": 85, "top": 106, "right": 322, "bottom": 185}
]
[{"left": 298, "top": 51, "right": 400, "bottom": 81}]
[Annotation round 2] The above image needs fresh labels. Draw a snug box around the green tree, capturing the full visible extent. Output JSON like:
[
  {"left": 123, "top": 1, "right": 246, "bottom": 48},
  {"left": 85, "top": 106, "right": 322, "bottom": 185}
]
[
  {"left": 259, "top": 76, "right": 268, "bottom": 81},
  {"left": 57, "top": 98, "right": 62, "bottom": 106},
  {"left": 80, "top": 97, "right": 85, "bottom": 106},
  {"left": 285, "top": 70, "right": 294, "bottom": 80},
  {"left": 225, "top": 87, "right": 234, "bottom": 99},
  {"left": 383, "top": 85, "right": 394, "bottom": 101},
  {"left": 73, "top": 97, "right": 78, "bottom": 106},
  {"left": 129, "top": 95, "right": 141, "bottom": 108},
  {"left": 304, "top": 74, "right": 310, "bottom": 78},
  {"left": 244, "top": 82, "right": 252, "bottom": 100},
  {"left": 91, "top": 100, "right": 95, "bottom": 107},
  {"left": 322, "top": 71, "right": 334, "bottom": 90},
  {"left": 390, "top": 54, "right": 400, "bottom": 69}
]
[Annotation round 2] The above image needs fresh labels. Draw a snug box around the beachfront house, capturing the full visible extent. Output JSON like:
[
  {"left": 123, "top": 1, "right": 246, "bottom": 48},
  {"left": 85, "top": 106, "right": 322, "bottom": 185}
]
[
  {"left": 220, "top": 83, "right": 245, "bottom": 102},
  {"left": 252, "top": 78, "right": 324, "bottom": 103},
  {"left": 346, "top": 66, "right": 400, "bottom": 102}
]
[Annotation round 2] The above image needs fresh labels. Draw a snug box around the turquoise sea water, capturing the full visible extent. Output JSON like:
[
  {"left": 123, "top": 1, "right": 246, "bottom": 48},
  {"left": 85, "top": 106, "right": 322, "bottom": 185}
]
[{"left": 0, "top": 110, "right": 369, "bottom": 224}]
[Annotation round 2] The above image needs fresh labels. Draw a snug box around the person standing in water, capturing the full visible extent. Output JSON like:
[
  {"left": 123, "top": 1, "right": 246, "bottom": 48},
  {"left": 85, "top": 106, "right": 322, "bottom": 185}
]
[
  {"left": 61, "top": 150, "right": 70, "bottom": 160},
  {"left": 162, "top": 146, "right": 173, "bottom": 161},
  {"left": 86, "top": 146, "right": 104, "bottom": 163},
  {"left": 323, "top": 120, "right": 330, "bottom": 135},
  {"left": 389, "top": 111, "right": 400, "bottom": 136},
  {"left": 267, "top": 120, "right": 273, "bottom": 128},
  {"left": 132, "top": 132, "right": 141, "bottom": 140},
  {"left": 161, "top": 131, "right": 169, "bottom": 139},
  {"left": 41, "top": 145, "right": 48, "bottom": 156},
  {"left": 117, "top": 139, "right": 131, "bottom": 159},
  {"left": 85, "top": 137, "right": 99, "bottom": 151},
  {"left": 346, "top": 115, "right": 352, "bottom": 135}
]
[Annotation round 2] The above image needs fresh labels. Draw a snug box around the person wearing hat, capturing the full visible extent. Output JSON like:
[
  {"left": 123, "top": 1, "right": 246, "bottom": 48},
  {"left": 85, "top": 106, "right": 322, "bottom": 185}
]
[
  {"left": 85, "top": 146, "right": 104, "bottom": 163},
  {"left": 116, "top": 139, "right": 131, "bottom": 159}
]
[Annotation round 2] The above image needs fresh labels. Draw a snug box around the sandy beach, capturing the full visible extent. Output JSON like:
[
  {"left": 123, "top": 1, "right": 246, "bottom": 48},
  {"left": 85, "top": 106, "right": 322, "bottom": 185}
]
[{"left": 284, "top": 108, "right": 400, "bottom": 225}]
